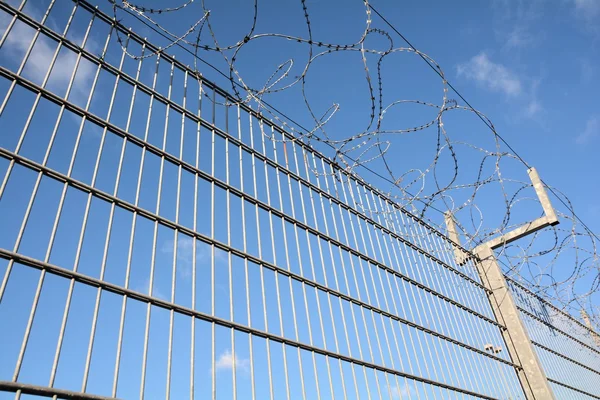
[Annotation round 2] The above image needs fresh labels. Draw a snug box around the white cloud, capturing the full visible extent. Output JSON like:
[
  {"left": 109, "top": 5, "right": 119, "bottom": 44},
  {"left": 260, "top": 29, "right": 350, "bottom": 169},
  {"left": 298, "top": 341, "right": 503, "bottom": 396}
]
[
  {"left": 457, "top": 52, "right": 522, "bottom": 96},
  {"left": 135, "top": 277, "right": 169, "bottom": 300},
  {"left": 576, "top": 116, "right": 599, "bottom": 144},
  {"left": 525, "top": 100, "right": 543, "bottom": 118},
  {"left": 504, "top": 26, "right": 535, "bottom": 49},
  {"left": 389, "top": 382, "right": 412, "bottom": 398},
  {"left": 1, "top": 11, "right": 96, "bottom": 103},
  {"left": 161, "top": 236, "right": 209, "bottom": 279},
  {"left": 162, "top": 236, "right": 195, "bottom": 261},
  {"left": 457, "top": 53, "right": 544, "bottom": 122},
  {"left": 572, "top": 0, "right": 600, "bottom": 31},
  {"left": 214, "top": 349, "right": 250, "bottom": 373},
  {"left": 492, "top": 0, "right": 545, "bottom": 50}
]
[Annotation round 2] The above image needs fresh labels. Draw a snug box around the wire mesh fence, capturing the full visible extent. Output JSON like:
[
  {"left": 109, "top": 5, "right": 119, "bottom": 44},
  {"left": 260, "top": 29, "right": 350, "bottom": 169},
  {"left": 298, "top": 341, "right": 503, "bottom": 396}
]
[
  {"left": 507, "top": 278, "right": 600, "bottom": 399},
  {"left": 0, "top": 1, "right": 597, "bottom": 399}
]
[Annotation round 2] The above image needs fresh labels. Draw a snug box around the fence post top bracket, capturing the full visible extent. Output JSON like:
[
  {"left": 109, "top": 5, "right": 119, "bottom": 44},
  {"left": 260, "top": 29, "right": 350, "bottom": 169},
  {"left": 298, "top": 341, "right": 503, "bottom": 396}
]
[{"left": 445, "top": 166, "right": 559, "bottom": 259}]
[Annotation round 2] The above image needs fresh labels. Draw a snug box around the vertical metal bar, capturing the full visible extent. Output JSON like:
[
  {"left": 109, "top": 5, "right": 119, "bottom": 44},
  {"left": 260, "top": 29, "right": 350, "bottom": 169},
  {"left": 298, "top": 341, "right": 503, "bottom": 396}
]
[
  {"left": 231, "top": 325, "right": 237, "bottom": 400},
  {"left": 111, "top": 35, "right": 152, "bottom": 400},
  {"left": 271, "top": 137, "right": 292, "bottom": 400},
  {"left": 139, "top": 219, "right": 159, "bottom": 399},
  {"left": 210, "top": 116, "right": 216, "bottom": 400},
  {"left": 261, "top": 156, "right": 276, "bottom": 400},
  {"left": 165, "top": 57, "right": 179, "bottom": 400},
  {"left": 227, "top": 116, "right": 236, "bottom": 400},
  {"left": 247, "top": 116, "right": 260, "bottom": 400},
  {"left": 190, "top": 69, "right": 202, "bottom": 400},
  {"left": 140, "top": 50, "right": 174, "bottom": 400}
]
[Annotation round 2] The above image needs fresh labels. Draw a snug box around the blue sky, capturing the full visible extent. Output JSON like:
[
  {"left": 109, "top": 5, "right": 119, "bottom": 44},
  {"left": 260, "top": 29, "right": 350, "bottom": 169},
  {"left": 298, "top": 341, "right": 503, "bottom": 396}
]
[{"left": 0, "top": 0, "right": 599, "bottom": 399}]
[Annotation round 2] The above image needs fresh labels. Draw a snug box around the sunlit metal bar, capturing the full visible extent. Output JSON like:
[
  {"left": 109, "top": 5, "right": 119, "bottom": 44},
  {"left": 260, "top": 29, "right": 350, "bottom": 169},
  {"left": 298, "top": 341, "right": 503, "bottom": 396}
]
[{"left": 0, "top": 381, "right": 121, "bottom": 400}]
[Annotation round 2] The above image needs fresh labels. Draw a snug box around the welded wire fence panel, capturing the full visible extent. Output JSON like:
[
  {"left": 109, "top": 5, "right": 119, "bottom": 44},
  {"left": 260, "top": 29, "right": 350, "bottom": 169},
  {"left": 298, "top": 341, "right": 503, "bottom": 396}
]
[
  {"left": 0, "top": 1, "right": 528, "bottom": 399},
  {"left": 508, "top": 278, "right": 600, "bottom": 399}
]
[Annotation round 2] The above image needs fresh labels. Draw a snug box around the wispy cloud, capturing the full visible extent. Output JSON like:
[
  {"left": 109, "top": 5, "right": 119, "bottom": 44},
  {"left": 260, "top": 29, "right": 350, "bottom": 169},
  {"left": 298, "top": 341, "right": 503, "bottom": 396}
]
[
  {"left": 457, "top": 52, "right": 522, "bottom": 97},
  {"left": 135, "top": 277, "right": 169, "bottom": 300},
  {"left": 573, "top": 0, "right": 600, "bottom": 16},
  {"left": 576, "top": 116, "right": 599, "bottom": 144},
  {"left": 214, "top": 349, "right": 250, "bottom": 373},
  {"left": 0, "top": 10, "right": 96, "bottom": 103},
  {"left": 457, "top": 52, "right": 545, "bottom": 121},
  {"left": 492, "top": 0, "right": 545, "bottom": 50},
  {"left": 160, "top": 236, "right": 229, "bottom": 279},
  {"left": 161, "top": 236, "right": 195, "bottom": 278},
  {"left": 527, "top": 101, "right": 543, "bottom": 119},
  {"left": 504, "top": 26, "right": 535, "bottom": 50},
  {"left": 525, "top": 100, "right": 543, "bottom": 118},
  {"left": 388, "top": 382, "right": 412, "bottom": 398},
  {"left": 572, "top": 0, "right": 600, "bottom": 31}
]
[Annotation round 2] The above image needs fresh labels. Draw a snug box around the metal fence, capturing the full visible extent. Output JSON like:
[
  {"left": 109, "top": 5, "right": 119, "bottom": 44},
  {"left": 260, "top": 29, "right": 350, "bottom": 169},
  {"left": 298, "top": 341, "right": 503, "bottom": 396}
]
[
  {"left": 0, "top": 1, "right": 596, "bottom": 399},
  {"left": 507, "top": 278, "right": 600, "bottom": 399}
]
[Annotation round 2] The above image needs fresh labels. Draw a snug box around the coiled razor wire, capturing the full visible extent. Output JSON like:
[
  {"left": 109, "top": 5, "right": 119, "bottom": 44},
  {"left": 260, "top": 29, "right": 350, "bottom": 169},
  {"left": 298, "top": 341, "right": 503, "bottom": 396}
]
[{"left": 108, "top": 0, "right": 600, "bottom": 330}]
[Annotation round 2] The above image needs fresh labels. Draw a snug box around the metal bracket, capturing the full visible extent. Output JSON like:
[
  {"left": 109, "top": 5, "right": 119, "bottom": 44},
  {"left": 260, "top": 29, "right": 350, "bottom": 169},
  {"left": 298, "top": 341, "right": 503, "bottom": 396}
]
[
  {"left": 478, "top": 168, "right": 558, "bottom": 252},
  {"left": 445, "top": 167, "right": 559, "bottom": 261}
]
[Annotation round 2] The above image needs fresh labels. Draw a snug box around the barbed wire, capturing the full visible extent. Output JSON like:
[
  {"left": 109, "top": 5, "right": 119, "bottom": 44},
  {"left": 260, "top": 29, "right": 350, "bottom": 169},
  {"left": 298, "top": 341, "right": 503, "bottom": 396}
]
[{"left": 108, "top": 0, "right": 600, "bottom": 329}]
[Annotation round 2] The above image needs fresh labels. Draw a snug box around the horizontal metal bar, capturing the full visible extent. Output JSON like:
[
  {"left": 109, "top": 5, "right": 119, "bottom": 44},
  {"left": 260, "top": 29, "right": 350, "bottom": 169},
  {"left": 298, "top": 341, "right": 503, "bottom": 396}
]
[
  {"left": 0, "top": 248, "right": 502, "bottom": 400},
  {"left": 0, "top": 69, "right": 501, "bottom": 330},
  {"left": 507, "top": 276, "right": 600, "bottom": 340},
  {"left": 517, "top": 306, "right": 600, "bottom": 356},
  {"left": 0, "top": 0, "right": 482, "bottom": 288},
  {"left": 474, "top": 167, "right": 559, "bottom": 251},
  {"left": 532, "top": 340, "right": 600, "bottom": 378},
  {"left": 0, "top": 380, "right": 120, "bottom": 400},
  {"left": 482, "top": 216, "right": 554, "bottom": 251},
  {"left": 546, "top": 378, "right": 600, "bottom": 399},
  {"left": 0, "top": 147, "right": 510, "bottom": 360}
]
